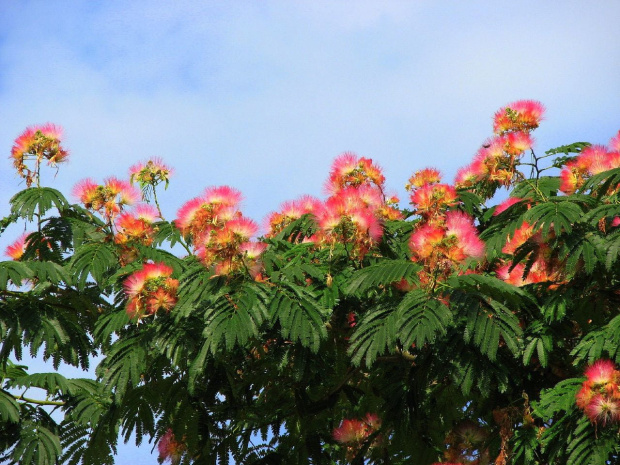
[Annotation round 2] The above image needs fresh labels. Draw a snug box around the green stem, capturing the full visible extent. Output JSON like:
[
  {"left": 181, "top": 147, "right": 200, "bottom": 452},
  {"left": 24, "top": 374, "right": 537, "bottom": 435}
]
[
  {"left": 152, "top": 186, "right": 165, "bottom": 221},
  {"left": 13, "top": 394, "right": 65, "bottom": 406}
]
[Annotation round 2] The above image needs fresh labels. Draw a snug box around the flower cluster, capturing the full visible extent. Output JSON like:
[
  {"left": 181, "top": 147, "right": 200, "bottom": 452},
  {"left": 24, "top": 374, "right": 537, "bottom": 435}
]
[
  {"left": 442, "top": 419, "right": 489, "bottom": 465},
  {"left": 176, "top": 186, "right": 266, "bottom": 276},
  {"left": 265, "top": 153, "right": 400, "bottom": 259},
  {"left": 325, "top": 152, "right": 385, "bottom": 193},
  {"left": 4, "top": 233, "right": 29, "bottom": 260},
  {"left": 576, "top": 359, "right": 620, "bottom": 426},
  {"left": 406, "top": 170, "right": 484, "bottom": 287},
  {"left": 73, "top": 177, "right": 140, "bottom": 220},
  {"left": 129, "top": 157, "right": 173, "bottom": 189},
  {"left": 559, "top": 133, "right": 620, "bottom": 194},
  {"left": 315, "top": 153, "right": 400, "bottom": 258},
  {"left": 455, "top": 101, "right": 543, "bottom": 197},
  {"left": 265, "top": 195, "right": 323, "bottom": 238},
  {"left": 333, "top": 413, "right": 382, "bottom": 461},
  {"left": 123, "top": 262, "right": 179, "bottom": 319},
  {"left": 407, "top": 168, "right": 458, "bottom": 221},
  {"left": 114, "top": 204, "right": 160, "bottom": 264},
  {"left": 492, "top": 198, "right": 561, "bottom": 287},
  {"left": 11, "top": 123, "right": 69, "bottom": 186},
  {"left": 157, "top": 429, "right": 186, "bottom": 465},
  {"left": 115, "top": 204, "right": 159, "bottom": 245},
  {"left": 493, "top": 100, "right": 545, "bottom": 135}
]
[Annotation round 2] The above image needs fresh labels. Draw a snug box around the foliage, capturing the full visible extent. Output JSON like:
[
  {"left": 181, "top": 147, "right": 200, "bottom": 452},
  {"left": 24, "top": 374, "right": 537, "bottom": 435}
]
[{"left": 1, "top": 106, "right": 620, "bottom": 464}]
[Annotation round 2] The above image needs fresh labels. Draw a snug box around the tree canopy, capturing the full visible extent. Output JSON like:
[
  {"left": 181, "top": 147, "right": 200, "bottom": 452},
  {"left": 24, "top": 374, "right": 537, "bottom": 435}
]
[{"left": 1, "top": 102, "right": 619, "bottom": 464}]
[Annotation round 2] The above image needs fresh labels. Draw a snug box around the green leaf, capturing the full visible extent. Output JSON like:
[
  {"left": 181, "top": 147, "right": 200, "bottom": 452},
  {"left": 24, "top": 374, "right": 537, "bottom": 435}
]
[
  {"left": 347, "top": 303, "right": 398, "bottom": 366},
  {"left": 396, "top": 290, "right": 452, "bottom": 349},
  {"left": 524, "top": 200, "right": 583, "bottom": 237},
  {"left": 0, "top": 260, "right": 34, "bottom": 289},
  {"left": 99, "top": 335, "right": 146, "bottom": 402},
  {"left": 9, "top": 372, "right": 72, "bottom": 396},
  {"left": 203, "top": 285, "right": 266, "bottom": 353},
  {"left": 345, "top": 260, "right": 421, "bottom": 295},
  {"left": 269, "top": 284, "right": 329, "bottom": 353},
  {"left": 10, "top": 187, "right": 68, "bottom": 221},
  {"left": 69, "top": 242, "right": 117, "bottom": 288},
  {"left": 12, "top": 422, "right": 62, "bottom": 465},
  {"left": 0, "top": 389, "right": 20, "bottom": 423}
]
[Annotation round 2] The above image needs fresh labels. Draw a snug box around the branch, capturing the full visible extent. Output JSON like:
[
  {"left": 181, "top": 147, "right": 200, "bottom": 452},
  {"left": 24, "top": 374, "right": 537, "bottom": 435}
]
[{"left": 13, "top": 394, "right": 65, "bottom": 406}]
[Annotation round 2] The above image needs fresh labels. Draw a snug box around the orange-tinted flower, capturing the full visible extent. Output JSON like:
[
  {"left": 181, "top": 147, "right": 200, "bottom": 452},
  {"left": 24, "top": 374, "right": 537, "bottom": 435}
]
[
  {"left": 585, "top": 359, "right": 617, "bottom": 386},
  {"left": 559, "top": 160, "right": 586, "bottom": 194},
  {"left": 265, "top": 195, "right": 323, "bottom": 236},
  {"left": 454, "top": 164, "right": 482, "bottom": 189},
  {"left": 239, "top": 241, "right": 267, "bottom": 259},
  {"left": 409, "top": 224, "right": 445, "bottom": 260},
  {"left": 496, "top": 260, "right": 551, "bottom": 286},
  {"left": 114, "top": 205, "right": 159, "bottom": 247},
  {"left": 445, "top": 211, "right": 484, "bottom": 260},
  {"left": 410, "top": 183, "right": 458, "bottom": 216},
  {"left": 502, "top": 221, "right": 537, "bottom": 255},
  {"left": 576, "top": 359, "right": 620, "bottom": 426},
  {"left": 584, "top": 395, "right": 620, "bottom": 426},
  {"left": 609, "top": 130, "right": 620, "bottom": 152},
  {"left": 5, "top": 233, "right": 29, "bottom": 260},
  {"left": 225, "top": 217, "right": 259, "bottom": 241},
  {"left": 157, "top": 429, "right": 186, "bottom": 465},
  {"left": 123, "top": 262, "right": 177, "bottom": 319},
  {"left": 493, "top": 197, "right": 525, "bottom": 216},
  {"left": 333, "top": 419, "right": 368, "bottom": 444},
  {"left": 407, "top": 168, "right": 442, "bottom": 190},
  {"left": 129, "top": 157, "right": 173, "bottom": 187},
  {"left": 493, "top": 100, "right": 545, "bottom": 135},
  {"left": 73, "top": 177, "right": 139, "bottom": 219},
  {"left": 504, "top": 131, "right": 534, "bottom": 155},
  {"left": 11, "top": 123, "right": 69, "bottom": 185},
  {"left": 325, "top": 152, "right": 385, "bottom": 193},
  {"left": 559, "top": 143, "right": 620, "bottom": 194},
  {"left": 203, "top": 185, "right": 243, "bottom": 207}
]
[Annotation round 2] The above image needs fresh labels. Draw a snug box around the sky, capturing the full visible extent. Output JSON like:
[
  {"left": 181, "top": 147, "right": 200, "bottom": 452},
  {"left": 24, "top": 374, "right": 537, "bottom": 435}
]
[{"left": 1, "top": 1, "right": 619, "bottom": 463}]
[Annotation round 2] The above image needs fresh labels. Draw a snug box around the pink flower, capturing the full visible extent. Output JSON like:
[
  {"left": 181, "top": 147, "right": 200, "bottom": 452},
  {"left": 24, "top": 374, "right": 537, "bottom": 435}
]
[
  {"left": 133, "top": 204, "right": 160, "bottom": 223},
  {"left": 585, "top": 359, "right": 617, "bottom": 385},
  {"left": 445, "top": 211, "right": 485, "bottom": 260},
  {"left": 410, "top": 183, "right": 458, "bottom": 215},
  {"left": 203, "top": 185, "right": 243, "bottom": 207},
  {"left": 584, "top": 395, "right": 620, "bottom": 426},
  {"left": 11, "top": 124, "right": 69, "bottom": 184},
  {"left": 609, "top": 130, "right": 620, "bottom": 152},
  {"left": 493, "top": 197, "right": 525, "bottom": 216},
  {"left": 157, "top": 429, "right": 185, "bottom": 464},
  {"left": 454, "top": 164, "right": 482, "bottom": 188},
  {"left": 225, "top": 217, "right": 259, "bottom": 240},
  {"left": 5, "top": 233, "right": 29, "bottom": 260},
  {"left": 407, "top": 168, "right": 442, "bottom": 190},
  {"left": 104, "top": 177, "right": 140, "bottom": 207},
  {"left": 129, "top": 157, "right": 173, "bottom": 186},
  {"left": 325, "top": 152, "right": 385, "bottom": 193},
  {"left": 175, "top": 197, "right": 206, "bottom": 234},
  {"left": 349, "top": 208, "right": 382, "bottom": 241},
  {"left": 239, "top": 241, "right": 267, "bottom": 259},
  {"left": 504, "top": 131, "right": 534, "bottom": 155},
  {"left": 409, "top": 224, "right": 445, "bottom": 260},
  {"left": 493, "top": 100, "right": 545, "bottom": 134},
  {"left": 72, "top": 178, "right": 99, "bottom": 205},
  {"left": 333, "top": 419, "right": 369, "bottom": 444},
  {"left": 123, "top": 262, "right": 178, "bottom": 318}
]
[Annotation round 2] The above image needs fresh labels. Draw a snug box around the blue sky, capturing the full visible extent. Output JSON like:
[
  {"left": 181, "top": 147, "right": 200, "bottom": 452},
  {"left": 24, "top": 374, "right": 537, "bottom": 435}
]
[{"left": 1, "top": 1, "right": 619, "bottom": 463}]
